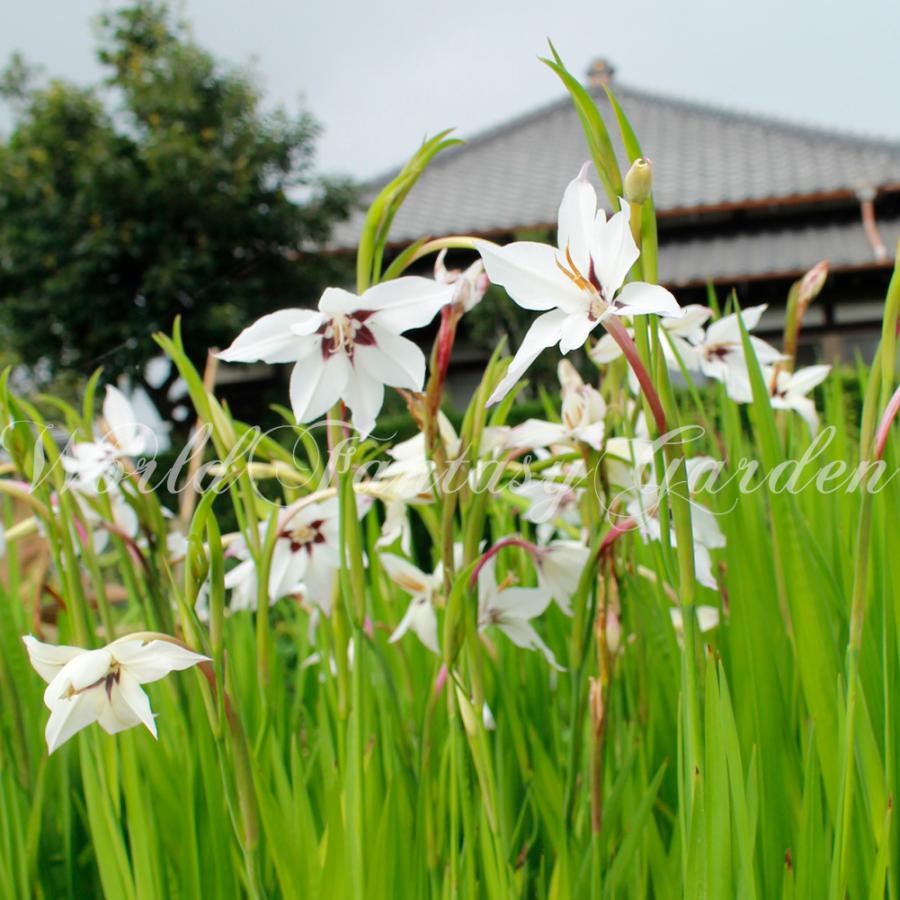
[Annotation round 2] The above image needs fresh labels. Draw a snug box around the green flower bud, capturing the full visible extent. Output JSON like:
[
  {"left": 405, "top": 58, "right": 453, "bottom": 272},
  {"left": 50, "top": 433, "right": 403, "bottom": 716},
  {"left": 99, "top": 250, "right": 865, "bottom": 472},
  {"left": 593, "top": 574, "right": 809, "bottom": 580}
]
[{"left": 624, "top": 157, "right": 653, "bottom": 205}]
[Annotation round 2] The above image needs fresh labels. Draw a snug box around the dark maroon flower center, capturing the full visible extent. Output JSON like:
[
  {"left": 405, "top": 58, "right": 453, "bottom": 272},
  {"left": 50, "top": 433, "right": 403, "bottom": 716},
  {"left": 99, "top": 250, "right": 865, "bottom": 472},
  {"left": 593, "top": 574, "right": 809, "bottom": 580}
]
[{"left": 318, "top": 310, "right": 377, "bottom": 360}]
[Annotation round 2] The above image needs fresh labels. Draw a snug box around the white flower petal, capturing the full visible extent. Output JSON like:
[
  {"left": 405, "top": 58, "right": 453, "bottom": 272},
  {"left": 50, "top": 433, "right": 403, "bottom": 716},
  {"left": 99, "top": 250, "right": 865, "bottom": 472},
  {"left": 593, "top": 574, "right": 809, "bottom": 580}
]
[
  {"left": 45, "top": 689, "right": 106, "bottom": 753},
  {"left": 111, "top": 671, "right": 157, "bottom": 738},
  {"left": 45, "top": 649, "right": 112, "bottom": 706},
  {"left": 506, "top": 419, "right": 568, "bottom": 450},
  {"left": 706, "top": 305, "right": 767, "bottom": 345},
  {"left": 487, "top": 309, "right": 567, "bottom": 405},
  {"left": 667, "top": 304, "right": 712, "bottom": 341},
  {"left": 303, "top": 555, "right": 338, "bottom": 615},
  {"left": 361, "top": 277, "right": 454, "bottom": 332},
  {"left": 589, "top": 332, "right": 624, "bottom": 364},
  {"left": 557, "top": 164, "right": 597, "bottom": 275},
  {"left": 787, "top": 364, "right": 831, "bottom": 396},
  {"left": 492, "top": 586, "right": 552, "bottom": 621},
  {"left": 613, "top": 281, "right": 683, "bottom": 318},
  {"left": 289, "top": 353, "right": 347, "bottom": 425},
  {"left": 590, "top": 201, "right": 639, "bottom": 298},
  {"left": 380, "top": 553, "right": 432, "bottom": 596},
  {"left": 108, "top": 639, "right": 208, "bottom": 684},
  {"left": 343, "top": 368, "right": 385, "bottom": 438},
  {"left": 559, "top": 313, "right": 596, "bottom": 354},
  {"left": 356, "top": 325, "right": 425, "bottom": 390},
  {"left": 217, "top": 310, "right": 322, "bottom": 364},
  {"left": 476, "top": 241, "right": 586, "bottom": 314},
  {"left": 496, "top": 618, "right": 563, "bottom": 670},
  {"left": 98, "top": 683, "right": 144, "bottom": 735},
  {"left": 102, "top": 386, "right": 144, "bottom": 455},
  {"left": 390, "top": 597, "right": 439, "bottom": 654},
  {"left": 22, "top": 635, "right": 84, "bottom": 684}
]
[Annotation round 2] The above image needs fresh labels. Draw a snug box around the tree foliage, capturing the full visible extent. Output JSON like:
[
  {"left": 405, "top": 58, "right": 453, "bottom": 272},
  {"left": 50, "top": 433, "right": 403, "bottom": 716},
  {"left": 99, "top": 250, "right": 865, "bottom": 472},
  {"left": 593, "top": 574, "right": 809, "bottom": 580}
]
[{"left": 0, "top": 1, "right": 354, "bottom": 382}]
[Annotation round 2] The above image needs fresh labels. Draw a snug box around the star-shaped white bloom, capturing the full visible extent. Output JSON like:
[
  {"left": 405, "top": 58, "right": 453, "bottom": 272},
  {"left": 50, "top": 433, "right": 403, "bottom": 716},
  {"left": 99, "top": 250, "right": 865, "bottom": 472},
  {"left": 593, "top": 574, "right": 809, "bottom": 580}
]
[
  {"left": 225, "top": 497, "right": 343, "bottom": 615},
  {"left": 476, "top": 164, "right": 682, "bottom": 405},
  {"left": 381, "top": 553, "right": 443, "bottom": 653},
  {"left": 764, "top": 364, "right": 831, "bottom": 433},
  {"left": 23, "top": 634, "right": 208, "bottom": 753},
  {"left": 477, "top": 559, "right": 561, "bottom": 669},
  {"left": 685, "top": 305, "right": 786, "bottom": 402},
  {"left": 218, "top": 278, "right": 455, "bottom": 437}
]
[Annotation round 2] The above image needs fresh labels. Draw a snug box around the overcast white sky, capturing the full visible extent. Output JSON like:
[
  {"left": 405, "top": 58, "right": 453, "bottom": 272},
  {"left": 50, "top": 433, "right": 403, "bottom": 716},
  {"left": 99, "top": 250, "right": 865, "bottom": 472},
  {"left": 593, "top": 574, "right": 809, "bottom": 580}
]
[{"left": 3, "top": 0, "right": 899, "bottom": 180}]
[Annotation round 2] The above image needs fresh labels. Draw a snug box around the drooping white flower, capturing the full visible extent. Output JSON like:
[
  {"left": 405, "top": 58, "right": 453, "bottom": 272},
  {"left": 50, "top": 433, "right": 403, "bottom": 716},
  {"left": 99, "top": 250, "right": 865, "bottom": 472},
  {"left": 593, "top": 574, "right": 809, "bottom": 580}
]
[
  {"left": 476, "top": 165, "right": 682, "bottom": 404},
  {"left": 23, "top": 634, "right": 208, "bottom": 753},
  {"left": 381, "top": 553, "right": 442, "bottom": 653},
  {"left": 218, "top": 278, "right": 455, "bottom": 437},
  {"left": 477, "top": 559, "right": 561, "bottom": 669},
  {"left": 532, "top": 540, "right": 591, "bottom": 616},
  {"left": 687, "top": 305, "right": 786, "bottom": 402},
  {"left": 764, "top": 364, "right": 831, "bottom": 433}
]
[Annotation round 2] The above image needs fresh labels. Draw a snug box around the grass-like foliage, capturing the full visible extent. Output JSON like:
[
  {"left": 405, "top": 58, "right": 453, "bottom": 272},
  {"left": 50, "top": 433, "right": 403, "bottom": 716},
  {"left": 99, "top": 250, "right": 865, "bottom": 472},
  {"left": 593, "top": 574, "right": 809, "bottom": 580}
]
[{"left": 0, "top": 47, "right": 899, "bottom": 900}]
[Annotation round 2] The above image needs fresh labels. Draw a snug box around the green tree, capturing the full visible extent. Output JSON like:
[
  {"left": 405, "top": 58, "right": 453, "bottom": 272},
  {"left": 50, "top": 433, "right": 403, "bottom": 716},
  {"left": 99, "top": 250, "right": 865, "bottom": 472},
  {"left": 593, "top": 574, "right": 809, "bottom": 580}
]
[{"left": 0, "top": 1, "right": 354, "bottom": 388}]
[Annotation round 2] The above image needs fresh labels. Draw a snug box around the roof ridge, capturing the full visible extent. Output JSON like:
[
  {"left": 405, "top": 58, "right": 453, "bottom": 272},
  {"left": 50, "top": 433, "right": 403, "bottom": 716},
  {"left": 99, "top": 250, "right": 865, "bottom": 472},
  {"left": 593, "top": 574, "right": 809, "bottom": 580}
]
[
  {"left": 357, "top": 78, "right": 900, "bottom": 193},
  {"left": 612, "top": 81, "right": 900, "bottom": 153}
]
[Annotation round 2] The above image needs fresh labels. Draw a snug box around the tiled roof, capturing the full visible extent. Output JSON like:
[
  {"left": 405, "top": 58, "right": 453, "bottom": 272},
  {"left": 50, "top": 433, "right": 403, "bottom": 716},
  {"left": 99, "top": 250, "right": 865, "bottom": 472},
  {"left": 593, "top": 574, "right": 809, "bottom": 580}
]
[
  {"left": 661, "top": 216, "right": 900, "bottom": 287},
  {"left": 330, "top": 80, "right": 900, "bottom": 256}
]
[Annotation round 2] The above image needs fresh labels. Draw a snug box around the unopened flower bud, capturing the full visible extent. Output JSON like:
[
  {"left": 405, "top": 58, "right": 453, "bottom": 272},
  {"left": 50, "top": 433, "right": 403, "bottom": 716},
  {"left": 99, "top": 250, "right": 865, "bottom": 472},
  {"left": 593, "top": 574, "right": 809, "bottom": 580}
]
[
  {"left": 797, "top": 260, "right": 828, "bottom": 309},
  {"left": 624, "top": 157, "right": 653, "bottom": 205}
]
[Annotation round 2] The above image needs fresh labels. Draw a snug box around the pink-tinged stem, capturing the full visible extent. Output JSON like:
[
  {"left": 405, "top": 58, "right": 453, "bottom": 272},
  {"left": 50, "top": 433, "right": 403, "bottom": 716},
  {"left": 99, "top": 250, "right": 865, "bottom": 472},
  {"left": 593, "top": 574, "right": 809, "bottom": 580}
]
[
  {"left": 597, "top": 517, "right": 636, "bottom": 558},
  {"left": 469, "top": 536, "right": 539, "bottom": 586},
  {"left": 434, "top": 663, "right": 449, "bottom": 696},
  {"left": 602, "top": 316, "right": 668, "bottom": 435},
  {"left": 874, "top": 383, "right": 900, "bottom": 460}
]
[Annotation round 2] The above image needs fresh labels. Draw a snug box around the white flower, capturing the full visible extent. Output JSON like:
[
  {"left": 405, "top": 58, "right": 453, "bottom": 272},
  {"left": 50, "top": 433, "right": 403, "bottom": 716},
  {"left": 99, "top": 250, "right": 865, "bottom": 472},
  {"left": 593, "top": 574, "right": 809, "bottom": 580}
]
[
  {"left": 511, "top": 458, "right": 584, "bottom": 543},
  {"left": 435, "top": 249, "right": 489, "bottom": 313},
  {"left": 225, "top": 497, "right": 342, "bottom": 614},
  {"left": 476, "top": 164, "right": 682, "bottom": 405},
  {"left": 506, "top": 361, "right": 606, "bottom": 451},
  {"left": 625, "top": 460, "right": 725, "bottom": 591},
  {"left": 23, "top": 634, "right": 208, "bottom": 753},
  {"left": 688, "top": 305, "right": 786, "bottom": 402},
  {"left": 381, "top": 553, "right": 442, "bottom": 653},
  {"left": 477, "top": 559, "right": 561, "bottom": 669},
  {"left": 62, "top": 386, "right": 156, "bottom": 490},
  {"left": 764, "top": 364, "right": 830, "bottom": 433},
  {"left": 533, "top": 540, "right": 591, "bottom": 616},
  {"left": 217, "top": 278, "right": 454, "bottom": 437},
  {"left": 590, "top": 304, "right": 712, "bottom": 368}
]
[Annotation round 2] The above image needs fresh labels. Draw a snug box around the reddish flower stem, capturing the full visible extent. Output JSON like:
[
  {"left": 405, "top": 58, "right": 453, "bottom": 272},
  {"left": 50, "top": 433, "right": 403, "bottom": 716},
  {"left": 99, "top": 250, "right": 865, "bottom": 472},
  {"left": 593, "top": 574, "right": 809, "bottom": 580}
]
[
  {"left": 874, "top": 383, "right": 900, "bottom": 461},
  {"left": 469, "top": 536, "right": 539, "bottom": 586},
  {"left": 597, "top": 517, "right": 636, "bottom": 559},
  {"left": 602, "top": 316, "right": 668, "bottom": 435}
]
